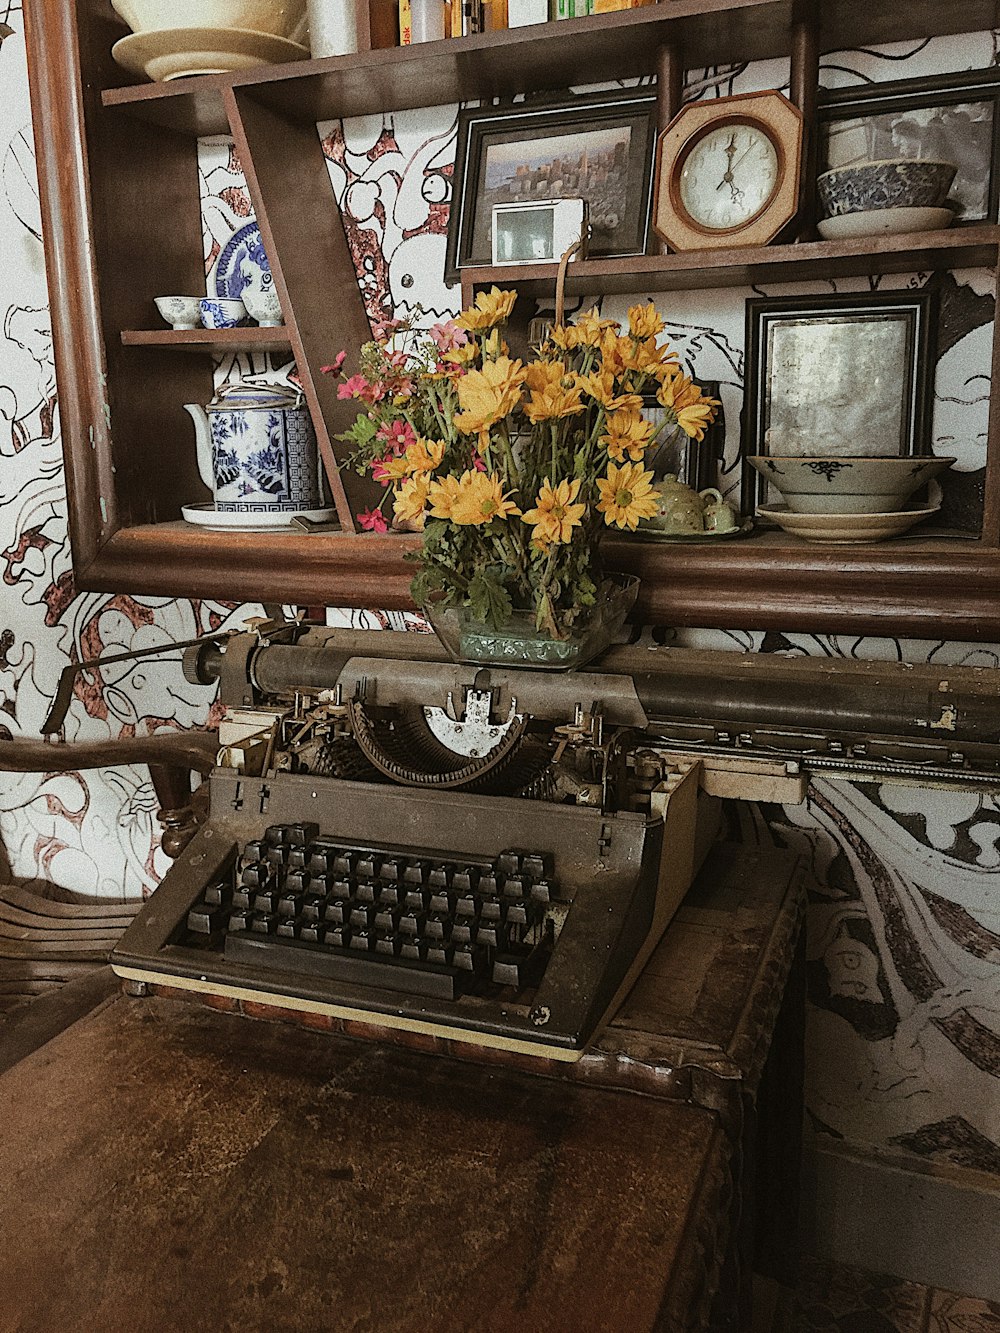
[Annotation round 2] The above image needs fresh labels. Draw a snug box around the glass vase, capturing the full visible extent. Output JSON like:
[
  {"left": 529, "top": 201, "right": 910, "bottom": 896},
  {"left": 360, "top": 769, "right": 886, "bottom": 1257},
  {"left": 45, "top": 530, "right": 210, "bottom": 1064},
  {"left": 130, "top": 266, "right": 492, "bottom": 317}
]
[{"left": 425, "top": 575, "right": 639, "bottom": 671}]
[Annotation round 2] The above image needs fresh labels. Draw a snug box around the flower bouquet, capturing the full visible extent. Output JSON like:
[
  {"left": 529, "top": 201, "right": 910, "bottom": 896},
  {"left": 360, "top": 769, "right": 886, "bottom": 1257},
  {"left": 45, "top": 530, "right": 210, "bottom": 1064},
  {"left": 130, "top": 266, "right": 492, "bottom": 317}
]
[{"left": 326, "top": 288, "right": 718, "bottom": 664}]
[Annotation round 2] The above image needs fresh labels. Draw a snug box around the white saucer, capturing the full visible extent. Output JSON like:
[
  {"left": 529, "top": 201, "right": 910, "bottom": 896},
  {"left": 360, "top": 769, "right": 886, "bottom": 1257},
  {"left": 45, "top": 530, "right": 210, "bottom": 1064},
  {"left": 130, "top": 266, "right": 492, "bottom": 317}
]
[
  {"left": 817, "top": 206, "right": 954, "bottom": 241},
  {"left": 112, "top": 26, "right": 309, "bottom": 82},
  {"left": 181, "top": 503, "right": 337, "bottom": 531},
  {"left": 758, "top": 503, "right": 939, "bottom": 543}
]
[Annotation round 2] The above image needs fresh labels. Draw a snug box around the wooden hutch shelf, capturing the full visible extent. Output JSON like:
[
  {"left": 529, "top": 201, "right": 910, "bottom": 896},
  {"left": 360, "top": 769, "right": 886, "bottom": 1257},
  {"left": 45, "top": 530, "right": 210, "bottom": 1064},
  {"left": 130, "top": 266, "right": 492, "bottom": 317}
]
[
  {"left": 25, "top": 0, "right": 1000, "bottom": 637},
  {"left": 121, "top": 328, "right": 293, "bottom": 354},
  {"left": 461, "top": 227, "right": 1000, "bottom": 302}
]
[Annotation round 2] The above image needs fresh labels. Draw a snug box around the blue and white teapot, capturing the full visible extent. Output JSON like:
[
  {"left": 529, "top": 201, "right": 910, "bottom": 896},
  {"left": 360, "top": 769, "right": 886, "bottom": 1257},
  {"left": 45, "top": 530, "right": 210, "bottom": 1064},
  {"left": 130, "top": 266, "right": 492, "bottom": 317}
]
[{"left": 183, "top": 383, "right": 321, "bottom": 514}]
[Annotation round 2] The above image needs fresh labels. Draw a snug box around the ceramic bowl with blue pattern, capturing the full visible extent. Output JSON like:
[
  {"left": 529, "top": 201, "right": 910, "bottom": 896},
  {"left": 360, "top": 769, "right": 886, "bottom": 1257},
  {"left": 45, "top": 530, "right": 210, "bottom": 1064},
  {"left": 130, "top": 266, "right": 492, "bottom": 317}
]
[{"left": 817, "top": 159, "right": 957, "bottom": 219}]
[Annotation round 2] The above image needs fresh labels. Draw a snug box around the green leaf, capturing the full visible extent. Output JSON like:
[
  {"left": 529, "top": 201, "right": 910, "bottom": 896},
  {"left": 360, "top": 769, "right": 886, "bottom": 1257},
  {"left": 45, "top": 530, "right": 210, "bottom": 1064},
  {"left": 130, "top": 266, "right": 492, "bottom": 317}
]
[{"left": 467, "top": 569, "right": 513, "bottom": 629}]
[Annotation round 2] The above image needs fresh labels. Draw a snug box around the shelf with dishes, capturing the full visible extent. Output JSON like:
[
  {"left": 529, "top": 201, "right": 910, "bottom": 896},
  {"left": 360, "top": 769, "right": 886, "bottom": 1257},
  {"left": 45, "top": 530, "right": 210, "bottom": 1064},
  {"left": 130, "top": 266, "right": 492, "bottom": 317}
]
[
  {"left": 459, "top": 225, "right": 1000, "bottom": 303},
  {"left": 99, "top": 0, "right": 1000, "bottom": 133},
  {"left": 120, "top": 327, "right": 293, "bottom": 353},
  {"left": 26, "top": 0, "right": 1000, "bottom": 636}
]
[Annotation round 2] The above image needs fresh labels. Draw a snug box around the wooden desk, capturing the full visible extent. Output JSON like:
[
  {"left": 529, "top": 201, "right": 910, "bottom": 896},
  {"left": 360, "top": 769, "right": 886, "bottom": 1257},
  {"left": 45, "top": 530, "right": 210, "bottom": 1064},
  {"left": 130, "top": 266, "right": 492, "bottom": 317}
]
[
  {"left": 0, "top": 843, "right": 802, "bottom": 1331},
  {"left": 0, "top": 994, "right": 731, "bottom": 1332}
]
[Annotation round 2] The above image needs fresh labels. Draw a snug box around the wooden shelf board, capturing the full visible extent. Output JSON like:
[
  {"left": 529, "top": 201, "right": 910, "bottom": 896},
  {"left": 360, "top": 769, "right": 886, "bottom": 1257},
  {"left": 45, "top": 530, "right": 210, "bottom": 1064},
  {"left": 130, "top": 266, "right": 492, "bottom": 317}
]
[
  {"left": 121, "top": 328, "right": 294, "bottom": 354},
  {"left": 70, "top": 520, "right": 1000, "bottom": 640},
  {"left": 462, "top": 227, "right": 1000, "bottom": 300},
  {"left": 100, "top": 0, "right": 1000, "bottom": 134}
]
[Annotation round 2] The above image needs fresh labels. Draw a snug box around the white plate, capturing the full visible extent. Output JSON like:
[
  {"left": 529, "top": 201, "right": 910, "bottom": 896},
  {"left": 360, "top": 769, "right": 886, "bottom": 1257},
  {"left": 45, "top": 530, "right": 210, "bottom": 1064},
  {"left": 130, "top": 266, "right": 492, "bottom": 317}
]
[
  {"left": 817, "top": 207, "right": 954, "bottom": 240},
  {"left": 111, "top": 26, "right": 309, "bottom": 81},
  {"left": 758, "top": 503, "right": 939, "bottom": 543},
  {"left": 181, "top": 503, "right": 337, "bottom": 531}
]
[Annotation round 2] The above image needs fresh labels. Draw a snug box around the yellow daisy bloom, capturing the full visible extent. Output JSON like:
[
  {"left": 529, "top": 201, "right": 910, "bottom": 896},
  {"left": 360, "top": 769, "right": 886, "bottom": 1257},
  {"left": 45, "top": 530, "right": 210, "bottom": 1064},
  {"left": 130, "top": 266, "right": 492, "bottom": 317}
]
[
  {"left": 442, "top": 340, "right": 479, "bottom": 367},
  {"left": 548, "top": 323, "right": 581, "bottom": 352},
  {"left": 521, "top": 477, "right": 586, "bottom": 546},
  {"left": 457, "top": 286, "right": 517, "bottom": 332},
  {"left": 627, "top": 302, "right": 665, "bottom": 340},
  {"left": 573, "top": 308, "right": 619, "bottom": 347},
  {"left": 405, "top": 437, "right": 446, "bottom": 474},
  {"left": 576, "top": 369, "right": 643, "bottom": 414},
  {"left": 618, "top": 335, "right": 678, "bottom": 376},
  {"left": 453, "top": 355, "right": 527, "bottom": 444},
  {"left": 596, "top": 460, "right": 659, "bottom": 530},
  {"left": 427, "top": 473, "right": 462, "bottom": 519},
  {"left": 393, "top": 475, "right": 431, "bottom": 530},
  {"left": 450, "top": 470, "right": 521, "bottom": 525},
  {"left": 600, "top": 407, "right": 656, "bottom": 462},
  {"left": 523, "top": 360, "right": 584, "bottom": 423},
  {"left": 676, "top": 400, "right": 719, "bottom": 441}
]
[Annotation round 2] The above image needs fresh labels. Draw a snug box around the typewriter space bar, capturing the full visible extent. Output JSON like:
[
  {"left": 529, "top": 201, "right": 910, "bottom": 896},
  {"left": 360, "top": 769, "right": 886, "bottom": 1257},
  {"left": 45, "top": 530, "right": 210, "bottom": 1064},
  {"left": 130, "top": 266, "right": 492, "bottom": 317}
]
[{"left": 225, "top": 934, "right": 458, "bottom": 1000}]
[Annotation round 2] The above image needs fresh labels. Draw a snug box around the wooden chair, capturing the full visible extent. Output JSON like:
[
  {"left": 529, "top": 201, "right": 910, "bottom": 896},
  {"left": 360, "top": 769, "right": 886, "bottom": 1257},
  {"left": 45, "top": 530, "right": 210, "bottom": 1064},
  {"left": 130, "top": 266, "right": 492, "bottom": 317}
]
[{"left": 0, "top": 732, "right": 216, "bottom": 1014}]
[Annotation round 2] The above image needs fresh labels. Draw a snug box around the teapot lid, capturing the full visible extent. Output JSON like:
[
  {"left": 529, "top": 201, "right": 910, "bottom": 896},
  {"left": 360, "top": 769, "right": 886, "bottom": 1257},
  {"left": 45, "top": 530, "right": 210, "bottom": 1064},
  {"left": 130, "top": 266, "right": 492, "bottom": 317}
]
[{"left": 208, "top": 382, "right": 305, "bottom": 411}]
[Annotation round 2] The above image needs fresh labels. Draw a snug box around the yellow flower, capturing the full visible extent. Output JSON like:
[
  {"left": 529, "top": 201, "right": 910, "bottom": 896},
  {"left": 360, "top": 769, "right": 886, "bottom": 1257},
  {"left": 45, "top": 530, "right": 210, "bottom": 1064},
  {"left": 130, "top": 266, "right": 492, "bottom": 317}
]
[
  {"left": 450, "top": 470, "right": 521, "bottom": 525},
  {"left": 393, "top": 475, "right": 430, "bottom": 530},
  {"left": 627, "top": 302, "right": 665, "bottom": 340},
  {"left": 521, "top": 477, "right": 586, "bottom": 546},
  {"left": 576, "top": 369, "right": 643, "bottom": 414},
  {"left": 377, "top": 454, "right": 411, "bottom": 484},
  {"left": 596, "top": 460, "right": 659, "bottom": 530},
  {"left": 453, "top": 355, "right": 527, "bottom": 446},
  {"left": 600, "top": 407, "right": 656, "bottom": 462},
  {"left": 523, "top": 360, "right": 585, "bottom": 423},
  {"left": 457, "top": 286, "right": 517, "bottom": 332},
  {"left": 618, "top": 335, "right": 677, "bottom": 376},
  {"left": 676, "top": 400, "right": 718, "bottom": 441},
  {"left": 657, "top": 372, "right": 719, "bottom": 440},
  {"left": 405, "top": 437, "right": 446, "bottom": 473},
  {"left": 573, "top": 308, "right": 618, "bottom": 347},
  {"left": 442, "top": 340, "right": 479, "bottom": 367},
  {"left": 427, "top": 473, "right": 462, "bottom": 519},
  {"left": 548, "top": 323, "right": 581, "bottom": 352},
  {"left": 480, "top": 329, "right": 510, "bottom": 360}
]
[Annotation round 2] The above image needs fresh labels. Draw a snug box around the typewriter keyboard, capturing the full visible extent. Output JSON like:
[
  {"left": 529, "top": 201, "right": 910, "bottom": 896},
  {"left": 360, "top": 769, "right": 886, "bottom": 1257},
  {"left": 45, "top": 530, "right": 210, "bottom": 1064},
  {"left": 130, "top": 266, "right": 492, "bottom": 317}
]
[{"left": 183, "top": 822, "right": 558, "bottom": 1001}]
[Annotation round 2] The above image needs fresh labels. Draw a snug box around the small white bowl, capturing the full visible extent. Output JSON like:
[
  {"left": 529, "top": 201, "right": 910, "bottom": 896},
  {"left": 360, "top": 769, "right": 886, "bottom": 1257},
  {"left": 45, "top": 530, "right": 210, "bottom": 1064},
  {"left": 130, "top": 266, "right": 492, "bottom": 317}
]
[
  {"left": 154, "top": 295, "right": 203, "bottom": 330},
  {"left": 242, "top": 285, "right": 284, "bottom": 327},
  {"left": 199, "top": 297, "right": 247, "bottom": 329},
  {"left": 747, "top": 455, "right": 955, "bottom": 514},
  {"left": 111, "top": 0, "right": 307, "bottom": 41}
]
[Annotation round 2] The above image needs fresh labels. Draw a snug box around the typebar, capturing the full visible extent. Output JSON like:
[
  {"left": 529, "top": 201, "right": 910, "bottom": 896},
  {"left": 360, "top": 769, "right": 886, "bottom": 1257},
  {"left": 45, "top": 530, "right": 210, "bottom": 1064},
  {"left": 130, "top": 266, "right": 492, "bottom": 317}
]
[{"left": 225, "top": 931, "right": 460, "bottom": 999}]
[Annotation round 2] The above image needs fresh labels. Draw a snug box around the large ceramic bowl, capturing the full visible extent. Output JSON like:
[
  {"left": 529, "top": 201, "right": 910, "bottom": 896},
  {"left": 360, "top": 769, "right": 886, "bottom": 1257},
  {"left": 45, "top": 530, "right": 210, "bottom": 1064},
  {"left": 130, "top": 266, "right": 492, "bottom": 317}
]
[
  {"left": 816, "top": 159, "right": 957, "bottom": 218},
  {"left": 747, "top": 455, "right": 955, "bottom": 515},
  {"left": 111, "top": 0, "right": 306, "bottom": 41}
]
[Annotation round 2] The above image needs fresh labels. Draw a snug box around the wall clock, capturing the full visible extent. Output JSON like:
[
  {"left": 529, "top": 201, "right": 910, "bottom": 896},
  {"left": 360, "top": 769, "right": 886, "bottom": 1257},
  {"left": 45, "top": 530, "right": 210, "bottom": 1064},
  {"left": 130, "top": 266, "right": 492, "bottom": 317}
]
[{"left": 652, "top": 90, "right": 804, "bottom": 251}]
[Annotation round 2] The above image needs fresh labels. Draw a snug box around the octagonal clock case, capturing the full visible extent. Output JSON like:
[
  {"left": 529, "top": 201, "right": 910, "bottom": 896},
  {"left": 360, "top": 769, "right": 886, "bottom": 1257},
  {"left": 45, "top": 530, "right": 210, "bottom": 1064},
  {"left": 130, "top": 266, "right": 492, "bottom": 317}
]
[{"left": 652, "top": 90, "right": 804, "bottom": 251}]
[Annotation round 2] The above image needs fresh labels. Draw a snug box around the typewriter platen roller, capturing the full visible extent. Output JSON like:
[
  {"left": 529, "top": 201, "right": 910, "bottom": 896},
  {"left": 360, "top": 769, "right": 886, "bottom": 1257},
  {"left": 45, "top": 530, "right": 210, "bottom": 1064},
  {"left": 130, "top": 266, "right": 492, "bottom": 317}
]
[{"left": 113, "top": 623, "right": 1000, "bottom": 1061}]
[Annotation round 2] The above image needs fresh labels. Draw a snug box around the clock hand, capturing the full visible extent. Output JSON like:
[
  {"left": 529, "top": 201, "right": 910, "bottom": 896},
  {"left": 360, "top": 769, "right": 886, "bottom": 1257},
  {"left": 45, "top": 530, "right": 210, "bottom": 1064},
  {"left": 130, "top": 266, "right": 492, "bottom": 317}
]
[{"left": 716, "top": 133, "right": 738, "bottom": 189}]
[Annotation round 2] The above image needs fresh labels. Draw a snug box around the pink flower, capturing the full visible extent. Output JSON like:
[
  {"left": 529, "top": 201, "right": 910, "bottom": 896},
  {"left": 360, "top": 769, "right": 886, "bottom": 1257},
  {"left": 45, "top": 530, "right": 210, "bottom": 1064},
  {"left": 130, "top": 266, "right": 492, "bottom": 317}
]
[
  {"left": 376, "top": 420, "right": 417, "bottom": 456},
  {"left": 373, "top": 318, "right": 404, "bottom": 340},
  {"left": 358, "top": 507, "right": 388, "bottom": 532},
  {"left": 338, "top": 373, "right": 370, "bottom": 400},
  {"left": 320, "top": 351, "right": 346, "bottom": 375},
  {"left": 429, "top": 320, "right": 468, "bottom": 353},
  {"left": 371, "top": 456, "right": 394, "bottom": 487},
  {"left": 472, "top": 455, "right": 487, "bottom": 472}
]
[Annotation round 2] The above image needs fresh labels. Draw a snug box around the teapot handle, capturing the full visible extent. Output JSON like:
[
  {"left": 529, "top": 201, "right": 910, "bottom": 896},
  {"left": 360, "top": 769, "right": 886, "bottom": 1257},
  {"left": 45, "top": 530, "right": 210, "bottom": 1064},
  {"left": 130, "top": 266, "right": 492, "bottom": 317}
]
[{"left": 699, "top": 488, "right": 724, "bottom": 505}]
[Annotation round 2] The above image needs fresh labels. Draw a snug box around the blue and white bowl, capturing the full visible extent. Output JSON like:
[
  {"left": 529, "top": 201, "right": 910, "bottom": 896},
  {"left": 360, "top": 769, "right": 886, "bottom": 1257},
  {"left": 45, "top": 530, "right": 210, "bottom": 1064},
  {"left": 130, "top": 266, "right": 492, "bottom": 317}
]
[
  {"left": 817, "top": 159, "right": 957, "bottom": 218},
  {"left": 747, "top": 455, "right": 955, "bottom": 514},
  {"left": 199, "top": 297, "right": 248, "bottom": 330}
]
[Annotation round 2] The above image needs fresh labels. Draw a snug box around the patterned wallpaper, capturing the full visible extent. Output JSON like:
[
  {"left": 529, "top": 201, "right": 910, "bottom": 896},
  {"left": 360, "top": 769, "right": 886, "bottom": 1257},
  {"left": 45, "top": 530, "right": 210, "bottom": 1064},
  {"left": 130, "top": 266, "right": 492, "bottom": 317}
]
[{"left": 2, "top": 4, "right": 1000, "bottom": 1179}]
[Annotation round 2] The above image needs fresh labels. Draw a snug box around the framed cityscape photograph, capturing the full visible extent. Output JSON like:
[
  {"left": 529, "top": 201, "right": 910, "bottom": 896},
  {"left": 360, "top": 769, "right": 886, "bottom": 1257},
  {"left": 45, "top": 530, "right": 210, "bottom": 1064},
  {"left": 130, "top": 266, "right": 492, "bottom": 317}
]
[
  {"left": 817, "top": 68, "right": 1000, "bottom": 224},
  {"left": 741, "top": 291, "right": 937, "bottom": 514},
  {"left": 445, "top": 88, "right": 657, "bottom": 283}
]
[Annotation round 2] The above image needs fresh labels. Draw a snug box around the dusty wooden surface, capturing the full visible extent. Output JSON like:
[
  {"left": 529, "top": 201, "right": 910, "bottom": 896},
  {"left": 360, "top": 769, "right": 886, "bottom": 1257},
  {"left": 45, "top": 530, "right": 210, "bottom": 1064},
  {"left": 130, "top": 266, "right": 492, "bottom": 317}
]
[{"left": 0, "top": 994, "right": 731, "bottom": 1333}]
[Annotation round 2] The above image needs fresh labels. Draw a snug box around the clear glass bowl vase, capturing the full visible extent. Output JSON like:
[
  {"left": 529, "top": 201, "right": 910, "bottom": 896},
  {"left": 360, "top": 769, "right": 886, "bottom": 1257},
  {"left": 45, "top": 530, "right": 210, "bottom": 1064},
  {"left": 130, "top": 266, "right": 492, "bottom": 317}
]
[{"left": 424, "top": 575, "right": 639, "bottom": 671}]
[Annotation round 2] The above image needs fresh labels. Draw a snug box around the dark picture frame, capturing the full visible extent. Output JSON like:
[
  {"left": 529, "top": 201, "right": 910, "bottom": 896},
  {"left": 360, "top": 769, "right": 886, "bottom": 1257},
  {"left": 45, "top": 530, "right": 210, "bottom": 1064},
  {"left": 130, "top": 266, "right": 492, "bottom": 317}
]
[
  {"left": 741, "top": 290, "right": 937, "bottom": 515},
  {"left": 445, "top": 88, "right": 658, "bottom": 283},
  {"left": 816, "top": 68, "right": 1000, "bottom": 225}
]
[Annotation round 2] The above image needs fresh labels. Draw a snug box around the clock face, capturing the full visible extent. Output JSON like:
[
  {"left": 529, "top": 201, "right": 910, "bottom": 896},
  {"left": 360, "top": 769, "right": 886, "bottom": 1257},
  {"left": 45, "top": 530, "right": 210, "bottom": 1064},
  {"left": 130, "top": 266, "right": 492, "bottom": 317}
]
[{"left": 677, "top": 122, "right": 780, "bottom": 232}]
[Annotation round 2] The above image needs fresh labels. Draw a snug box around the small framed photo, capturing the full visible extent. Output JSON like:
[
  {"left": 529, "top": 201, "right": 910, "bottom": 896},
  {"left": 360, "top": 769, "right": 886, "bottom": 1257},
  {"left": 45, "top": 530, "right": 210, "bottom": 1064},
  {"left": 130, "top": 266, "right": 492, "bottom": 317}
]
[
  {"left": 817, "top": 68, "right": 1000, "bottom": 224},
  {"left": 741, "top": 291, "right": 937, "bottom": 514},
  {"left": 491, "top": 198, "right": 588, "bottom": 266},
  {"left": 446, "top": 88, "right": 657, "bottom": 283}
]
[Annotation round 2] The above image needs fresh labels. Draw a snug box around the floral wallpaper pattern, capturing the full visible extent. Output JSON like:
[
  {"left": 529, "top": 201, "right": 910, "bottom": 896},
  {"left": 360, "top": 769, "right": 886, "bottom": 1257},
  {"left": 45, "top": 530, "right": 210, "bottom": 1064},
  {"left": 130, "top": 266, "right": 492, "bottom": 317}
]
[{"left": 3, "top": 6, "right": 1000, "bottom": 1180}]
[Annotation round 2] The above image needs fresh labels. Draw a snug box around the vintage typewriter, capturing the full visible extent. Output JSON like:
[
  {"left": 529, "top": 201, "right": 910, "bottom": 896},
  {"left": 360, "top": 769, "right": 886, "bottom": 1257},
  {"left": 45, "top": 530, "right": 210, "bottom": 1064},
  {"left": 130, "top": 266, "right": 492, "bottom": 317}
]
[{"left": 112, "top": 622, "right": 1000, "bottom": 1061}]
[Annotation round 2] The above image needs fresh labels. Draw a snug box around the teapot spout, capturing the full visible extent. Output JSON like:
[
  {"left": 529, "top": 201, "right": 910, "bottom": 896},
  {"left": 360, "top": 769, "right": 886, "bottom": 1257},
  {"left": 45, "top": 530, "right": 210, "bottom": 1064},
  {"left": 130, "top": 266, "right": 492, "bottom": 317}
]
[{"left": 182, "top": 403, "right": 214, "bottom": 493}]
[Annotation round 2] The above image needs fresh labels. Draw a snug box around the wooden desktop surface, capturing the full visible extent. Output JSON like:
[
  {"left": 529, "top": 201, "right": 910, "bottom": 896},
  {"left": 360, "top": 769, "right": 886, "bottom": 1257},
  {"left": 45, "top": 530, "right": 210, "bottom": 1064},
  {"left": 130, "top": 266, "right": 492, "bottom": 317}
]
[{"left": 0, "top": 992, "right": 730, "bottom": 1333}]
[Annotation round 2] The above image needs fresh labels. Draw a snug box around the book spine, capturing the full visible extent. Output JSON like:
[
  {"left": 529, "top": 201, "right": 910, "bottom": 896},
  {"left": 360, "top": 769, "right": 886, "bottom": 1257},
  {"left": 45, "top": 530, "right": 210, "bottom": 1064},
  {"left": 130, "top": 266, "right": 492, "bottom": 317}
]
[{"left": 399, "top": 0, "right": 413, "bottom": 44}]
